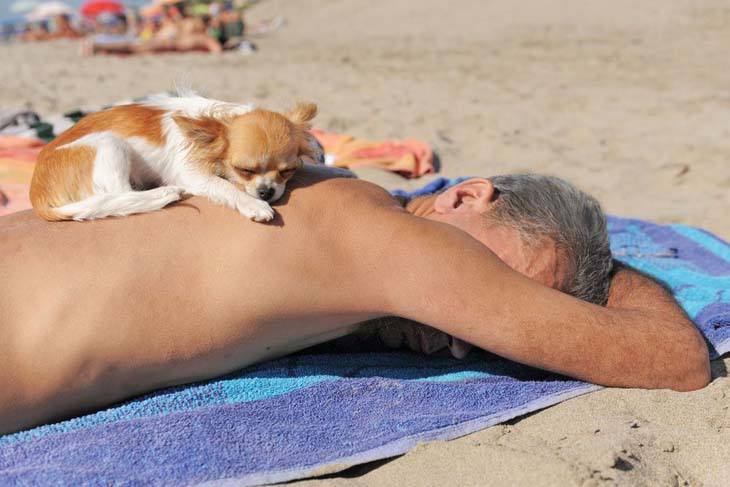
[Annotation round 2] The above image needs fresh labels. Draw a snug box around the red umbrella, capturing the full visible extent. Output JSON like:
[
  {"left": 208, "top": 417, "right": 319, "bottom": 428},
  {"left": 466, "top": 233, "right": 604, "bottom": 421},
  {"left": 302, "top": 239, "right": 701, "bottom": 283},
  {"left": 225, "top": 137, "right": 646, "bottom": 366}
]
[{"left": 80, "top": 0, "right": 124, "bottom": 19}]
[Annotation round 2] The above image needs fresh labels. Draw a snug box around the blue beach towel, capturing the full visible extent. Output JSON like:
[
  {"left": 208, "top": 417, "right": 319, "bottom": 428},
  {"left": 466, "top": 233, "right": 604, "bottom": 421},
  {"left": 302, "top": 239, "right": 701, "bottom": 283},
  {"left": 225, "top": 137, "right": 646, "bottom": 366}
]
[{"left": 1, "top": 177, "right": 729, "bottom": 485}]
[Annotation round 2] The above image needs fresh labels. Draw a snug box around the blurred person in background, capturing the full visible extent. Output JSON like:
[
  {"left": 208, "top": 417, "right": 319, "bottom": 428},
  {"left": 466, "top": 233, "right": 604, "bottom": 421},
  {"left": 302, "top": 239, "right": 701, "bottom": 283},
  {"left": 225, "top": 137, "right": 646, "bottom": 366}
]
[
  {"left": 47, "top": 14, "right": 83, "bottom": 39},
  {"left": 19, "top": 20, "right": 50, "bottom": 41},
  {"left": 208, "top": 1, "right": 256, "bottom": 52},
  {"left": 138, "top": 16, "right": 160, "bottom": 42},
  {"left": 218, "top": 2, "right": 244, "bottom": 48},
  {"left": 83, "top": 4, "right": 221, "bottom": 55},
  {"left": 81, "top": 11, "right": 138, "bottom": 55}
]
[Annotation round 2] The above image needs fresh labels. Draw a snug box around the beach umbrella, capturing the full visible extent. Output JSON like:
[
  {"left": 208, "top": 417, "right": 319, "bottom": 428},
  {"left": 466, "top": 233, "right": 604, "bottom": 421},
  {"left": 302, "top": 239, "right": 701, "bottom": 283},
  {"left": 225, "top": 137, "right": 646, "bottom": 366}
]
[
  {"left": 26, "top": 1, "right": 72, "bottom": 21},
  {"left": 80, "top": 0, "right": 124, "bottom": 19},
  {"left": 10, "top": 0, "right": 40, "bottom": 13}
]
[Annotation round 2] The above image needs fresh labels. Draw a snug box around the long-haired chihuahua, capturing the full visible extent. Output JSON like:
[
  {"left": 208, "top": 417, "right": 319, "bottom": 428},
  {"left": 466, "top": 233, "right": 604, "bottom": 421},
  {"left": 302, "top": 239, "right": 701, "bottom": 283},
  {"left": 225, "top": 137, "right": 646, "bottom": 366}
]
[{"left": 30, "top": 92, "right": 318, "bottom": 222}]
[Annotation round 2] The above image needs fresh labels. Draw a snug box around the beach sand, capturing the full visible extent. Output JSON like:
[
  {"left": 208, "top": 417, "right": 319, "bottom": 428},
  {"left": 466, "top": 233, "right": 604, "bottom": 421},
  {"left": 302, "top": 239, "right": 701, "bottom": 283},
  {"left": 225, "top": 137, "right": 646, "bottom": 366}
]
[{"left": 2, "top": 0, "right": 729, "bottom": 484}]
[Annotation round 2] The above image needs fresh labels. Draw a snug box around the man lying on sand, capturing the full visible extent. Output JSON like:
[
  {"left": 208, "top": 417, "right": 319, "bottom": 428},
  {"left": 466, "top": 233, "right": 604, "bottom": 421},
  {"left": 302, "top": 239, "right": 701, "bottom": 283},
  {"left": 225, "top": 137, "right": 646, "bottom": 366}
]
[
  {"left": 82, "top": 10, "right": 222, "bottom": 56},
  {"left": 0, "top": 169, "right": 710, "bottom": 434}
]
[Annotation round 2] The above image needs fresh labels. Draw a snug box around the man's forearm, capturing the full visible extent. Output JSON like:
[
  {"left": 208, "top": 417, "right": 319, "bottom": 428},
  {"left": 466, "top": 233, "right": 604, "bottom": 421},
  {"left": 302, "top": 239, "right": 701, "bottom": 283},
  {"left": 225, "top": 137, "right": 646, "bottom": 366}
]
[{"left": 384, "top": 220, "right": 710, "bottom": 390}]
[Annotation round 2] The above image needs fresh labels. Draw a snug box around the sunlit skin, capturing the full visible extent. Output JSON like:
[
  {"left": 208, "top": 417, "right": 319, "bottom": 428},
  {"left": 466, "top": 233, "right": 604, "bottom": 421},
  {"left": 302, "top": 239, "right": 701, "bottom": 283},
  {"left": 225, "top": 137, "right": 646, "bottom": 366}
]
[
  {"left": 0, "top": 168, "right": 710, "bottom": 434},
  {"left": 406, "top": 179, "right": 568, "bottom": 289}
]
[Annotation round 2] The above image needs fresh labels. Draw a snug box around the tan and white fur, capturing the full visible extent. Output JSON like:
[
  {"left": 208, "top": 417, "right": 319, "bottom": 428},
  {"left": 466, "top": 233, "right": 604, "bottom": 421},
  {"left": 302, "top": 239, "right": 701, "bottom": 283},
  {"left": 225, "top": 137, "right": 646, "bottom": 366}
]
[{"left": 30, "top": 92, "right": 319, "bottom": 222}]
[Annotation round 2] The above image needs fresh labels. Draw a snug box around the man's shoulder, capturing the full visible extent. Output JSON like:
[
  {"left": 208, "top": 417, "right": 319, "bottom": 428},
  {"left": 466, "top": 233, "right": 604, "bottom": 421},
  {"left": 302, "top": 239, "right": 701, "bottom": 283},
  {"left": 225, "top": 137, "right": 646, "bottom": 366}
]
[{"left": 290, "top": 166, "right": 406, "bottom": 213}]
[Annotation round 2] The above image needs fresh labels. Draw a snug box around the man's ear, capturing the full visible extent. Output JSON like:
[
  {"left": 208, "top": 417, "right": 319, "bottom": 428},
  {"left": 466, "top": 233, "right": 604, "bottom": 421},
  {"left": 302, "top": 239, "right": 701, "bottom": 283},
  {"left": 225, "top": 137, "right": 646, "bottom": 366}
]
[
  {"left": 173, "top": 114, "right": 226, "bottom": 146},
  {"left": 287, "top": 102, "right": 318, "bottom": 128},
  {"left": 433, "top": 178, "right": 496, "bottom": 214}
]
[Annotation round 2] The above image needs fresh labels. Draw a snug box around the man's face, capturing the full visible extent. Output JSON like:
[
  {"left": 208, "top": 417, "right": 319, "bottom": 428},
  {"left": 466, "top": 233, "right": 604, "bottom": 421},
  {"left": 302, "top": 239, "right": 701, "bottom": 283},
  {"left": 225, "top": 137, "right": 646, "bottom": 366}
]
[{"left": 417, "top": 179, "right": 566, "bottom": 290}]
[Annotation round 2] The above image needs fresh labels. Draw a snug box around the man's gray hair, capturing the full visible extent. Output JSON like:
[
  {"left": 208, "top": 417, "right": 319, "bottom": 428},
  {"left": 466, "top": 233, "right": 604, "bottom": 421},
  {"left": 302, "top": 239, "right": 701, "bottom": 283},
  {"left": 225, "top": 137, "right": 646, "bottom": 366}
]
[{"left": 486, "top": 174, "right": 613, "bottom": 305}]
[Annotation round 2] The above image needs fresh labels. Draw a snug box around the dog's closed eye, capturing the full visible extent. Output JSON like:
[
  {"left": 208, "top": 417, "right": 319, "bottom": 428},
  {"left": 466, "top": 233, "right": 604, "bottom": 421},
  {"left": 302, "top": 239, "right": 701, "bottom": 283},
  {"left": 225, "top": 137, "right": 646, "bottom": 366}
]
[{"left": 236, "top": 167, "right": 257, "bottom": 178}]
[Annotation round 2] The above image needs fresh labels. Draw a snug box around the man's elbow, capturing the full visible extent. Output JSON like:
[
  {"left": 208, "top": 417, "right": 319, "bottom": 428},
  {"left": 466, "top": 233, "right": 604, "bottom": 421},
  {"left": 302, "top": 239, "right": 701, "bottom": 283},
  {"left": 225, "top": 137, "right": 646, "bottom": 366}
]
[{"left": 667, "top": 330, "right": 711, "bottom": 392}]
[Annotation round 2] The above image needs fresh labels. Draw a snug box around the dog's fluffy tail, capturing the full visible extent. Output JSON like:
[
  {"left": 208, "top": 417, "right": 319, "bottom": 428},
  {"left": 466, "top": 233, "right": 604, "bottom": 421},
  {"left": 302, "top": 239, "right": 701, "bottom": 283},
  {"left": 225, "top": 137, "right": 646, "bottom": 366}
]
[{"left": 47, "top": 186, "right": 184, "bottom": 221}]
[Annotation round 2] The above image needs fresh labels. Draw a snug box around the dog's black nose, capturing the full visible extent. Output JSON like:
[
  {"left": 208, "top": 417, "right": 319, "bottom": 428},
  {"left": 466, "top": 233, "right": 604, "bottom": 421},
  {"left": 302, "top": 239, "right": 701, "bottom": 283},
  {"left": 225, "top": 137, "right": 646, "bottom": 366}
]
[{"left": 258, "top": 188, "right": 275, "bottom": 201}]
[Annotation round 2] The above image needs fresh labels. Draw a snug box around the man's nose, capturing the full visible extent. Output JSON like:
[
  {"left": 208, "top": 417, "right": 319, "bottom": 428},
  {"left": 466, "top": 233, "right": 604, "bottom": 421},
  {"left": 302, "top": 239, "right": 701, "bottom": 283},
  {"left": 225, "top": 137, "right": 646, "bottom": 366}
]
[{"left": 258, "top": 188, "right": 275, "bottom": 201}]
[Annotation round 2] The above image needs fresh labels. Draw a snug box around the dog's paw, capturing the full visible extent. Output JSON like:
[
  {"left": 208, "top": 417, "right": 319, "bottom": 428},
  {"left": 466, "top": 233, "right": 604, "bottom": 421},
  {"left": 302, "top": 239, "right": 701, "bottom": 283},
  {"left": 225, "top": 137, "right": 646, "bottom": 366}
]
[
  {"left": 237, "top": 197, "right": 275, "bottom": 222},
  {"left": 150, "top": 186, "right": 186, "bottom": 206},
  {"left": 161, "top": 186, "right": 186, "bottom": 198}
]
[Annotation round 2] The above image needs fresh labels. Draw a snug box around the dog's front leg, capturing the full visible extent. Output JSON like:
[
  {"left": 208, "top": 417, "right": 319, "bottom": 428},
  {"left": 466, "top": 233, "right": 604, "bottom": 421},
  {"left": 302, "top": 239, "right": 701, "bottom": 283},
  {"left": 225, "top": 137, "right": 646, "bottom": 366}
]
[{"left": 183, "top": 174, "right": 275, "bottom": 222}]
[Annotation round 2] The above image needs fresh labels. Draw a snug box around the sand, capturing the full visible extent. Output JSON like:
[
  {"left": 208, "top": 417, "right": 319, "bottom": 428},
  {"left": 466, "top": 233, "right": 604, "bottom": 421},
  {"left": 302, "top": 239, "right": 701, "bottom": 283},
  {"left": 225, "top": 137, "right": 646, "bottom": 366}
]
[{"left": 2, "top": 0, "right": 729, "bottom": 484}]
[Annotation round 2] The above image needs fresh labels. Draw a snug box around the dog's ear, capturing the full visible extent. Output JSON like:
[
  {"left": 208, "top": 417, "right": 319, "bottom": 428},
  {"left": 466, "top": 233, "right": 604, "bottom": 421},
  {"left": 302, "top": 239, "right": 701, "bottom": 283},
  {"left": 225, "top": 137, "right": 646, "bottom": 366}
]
[
  {"left": 173, "top": 114, "right": 228, "bottom": 162},
  {"left": 286, "top": 103, "right": 320, "bottom": 164},
  {"left": 287, "top": 102, "right": 317, "bottom": 128},
  {"left": 173, "top": 114, "right": 226, "bottom": 146},
  {"left": 297, "top": 132, "right": 323, "bottom": 165}
]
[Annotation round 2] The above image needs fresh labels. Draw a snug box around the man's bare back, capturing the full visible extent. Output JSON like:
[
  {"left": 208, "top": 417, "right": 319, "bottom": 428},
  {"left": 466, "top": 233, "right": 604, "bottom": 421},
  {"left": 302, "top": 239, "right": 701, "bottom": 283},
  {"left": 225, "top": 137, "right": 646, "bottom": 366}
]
[
  {"left": 1, "top": 170, "right": 408, "bottom": 431},
  {"left": 0, "top": 168, "right": 710, "bottom": 434}
]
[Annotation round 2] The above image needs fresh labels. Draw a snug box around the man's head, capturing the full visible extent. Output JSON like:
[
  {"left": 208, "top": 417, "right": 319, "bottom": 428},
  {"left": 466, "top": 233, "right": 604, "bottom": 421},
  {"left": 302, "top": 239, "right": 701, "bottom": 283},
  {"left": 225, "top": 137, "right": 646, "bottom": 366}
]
[{"left": 409, "top": 174, "right": 612, "bottom": 305}]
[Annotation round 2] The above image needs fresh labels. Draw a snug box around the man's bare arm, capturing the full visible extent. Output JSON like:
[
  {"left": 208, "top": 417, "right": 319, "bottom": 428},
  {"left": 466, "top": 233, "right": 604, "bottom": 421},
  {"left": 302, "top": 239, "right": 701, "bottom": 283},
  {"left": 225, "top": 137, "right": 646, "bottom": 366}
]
[
  {"left": 601, "top": 262, "right": 711, "bottom": 388},
  {"left": 381, "top": 217, "right": 710, "bottom": 391}
]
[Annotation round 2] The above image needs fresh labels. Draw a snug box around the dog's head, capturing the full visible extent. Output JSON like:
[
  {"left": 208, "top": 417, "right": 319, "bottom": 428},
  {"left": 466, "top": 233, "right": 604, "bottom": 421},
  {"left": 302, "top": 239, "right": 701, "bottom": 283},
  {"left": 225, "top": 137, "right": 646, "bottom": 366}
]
[
  {"left": 223, "top": 102, "right": 317, "bottom": 202},
  {"left": 174, "top": 102, "right": 318, "bottom": 203}
]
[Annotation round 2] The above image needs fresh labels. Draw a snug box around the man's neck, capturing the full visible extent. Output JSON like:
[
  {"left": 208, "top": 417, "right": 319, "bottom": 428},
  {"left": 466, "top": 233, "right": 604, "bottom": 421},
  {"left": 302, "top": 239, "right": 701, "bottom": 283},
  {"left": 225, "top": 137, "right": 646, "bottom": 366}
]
[{"left": 404, "top": 194, "right": 437, "bottom": 217}]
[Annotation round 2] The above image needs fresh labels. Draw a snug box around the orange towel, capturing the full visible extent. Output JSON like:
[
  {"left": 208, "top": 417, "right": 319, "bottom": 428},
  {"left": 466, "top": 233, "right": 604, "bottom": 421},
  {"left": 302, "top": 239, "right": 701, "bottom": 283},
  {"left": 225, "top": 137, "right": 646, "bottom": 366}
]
[
  {"left": 0, "top": 136, "right": 42, "bottom": 216},
  {"left": 0, "top": 135, "right": 45, "bottom": 149},
  {"left": 311, "top": 129, "right": 434, "bottom": 179}
]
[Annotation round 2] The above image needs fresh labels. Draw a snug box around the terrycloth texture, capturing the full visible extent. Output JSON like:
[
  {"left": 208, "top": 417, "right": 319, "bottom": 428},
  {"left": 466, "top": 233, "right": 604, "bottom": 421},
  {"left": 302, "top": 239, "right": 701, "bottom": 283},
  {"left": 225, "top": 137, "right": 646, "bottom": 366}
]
[
  {"left": 0, "top": 355, "right": 599, "bottom": 486},
  {"left": 610, "top": 216, "right": 730, "bottom": 357},
  {"left": 311, "top": 128, "right": 435, "bottom": 178},
  {"left": 1, "top": 177, "right": 729, "bottom": 485}
]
